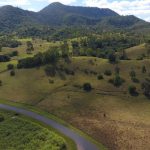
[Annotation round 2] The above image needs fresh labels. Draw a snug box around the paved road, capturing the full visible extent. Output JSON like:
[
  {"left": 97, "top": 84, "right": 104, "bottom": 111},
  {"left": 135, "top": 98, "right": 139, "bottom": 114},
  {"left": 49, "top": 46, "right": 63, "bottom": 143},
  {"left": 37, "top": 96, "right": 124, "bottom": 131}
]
[{"left": 0, "top": 104, "right": 100, "bottom": 150}]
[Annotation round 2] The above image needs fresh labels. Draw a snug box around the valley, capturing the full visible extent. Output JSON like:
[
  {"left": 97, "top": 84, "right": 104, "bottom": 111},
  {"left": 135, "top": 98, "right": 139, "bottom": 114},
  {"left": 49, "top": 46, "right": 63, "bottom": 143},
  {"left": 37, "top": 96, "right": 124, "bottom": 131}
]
[{"left": 0, "top": 2, "right": 150, "bottom": 150}]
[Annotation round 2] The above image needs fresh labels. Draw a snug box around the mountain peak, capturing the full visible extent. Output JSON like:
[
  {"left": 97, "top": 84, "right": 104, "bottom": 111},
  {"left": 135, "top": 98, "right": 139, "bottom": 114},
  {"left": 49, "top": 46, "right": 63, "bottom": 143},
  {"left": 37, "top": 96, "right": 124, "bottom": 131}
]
[{"left": 50, "top": 2, "right": 64, "bottom": 6}]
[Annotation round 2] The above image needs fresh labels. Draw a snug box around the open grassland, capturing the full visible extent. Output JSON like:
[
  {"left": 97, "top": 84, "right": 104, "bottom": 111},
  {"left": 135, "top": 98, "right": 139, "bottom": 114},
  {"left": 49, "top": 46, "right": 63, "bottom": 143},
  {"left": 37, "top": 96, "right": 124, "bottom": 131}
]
[
  {"left": 0, "top": 109, "right": 67, "bottom": 150},
  {"left": 125, "top": 44, "right": 147, "bottom": 59},
  {"left": 0, "top": 55, "right": 150, "bottom": 150}
]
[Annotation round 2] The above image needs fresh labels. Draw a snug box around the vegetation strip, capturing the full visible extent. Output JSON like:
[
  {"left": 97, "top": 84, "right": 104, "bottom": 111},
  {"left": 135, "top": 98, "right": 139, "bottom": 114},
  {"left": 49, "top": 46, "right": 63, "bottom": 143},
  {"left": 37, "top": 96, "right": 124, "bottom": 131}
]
[{"left": 0, "top": 103, "right": 102, "bottom": 150}]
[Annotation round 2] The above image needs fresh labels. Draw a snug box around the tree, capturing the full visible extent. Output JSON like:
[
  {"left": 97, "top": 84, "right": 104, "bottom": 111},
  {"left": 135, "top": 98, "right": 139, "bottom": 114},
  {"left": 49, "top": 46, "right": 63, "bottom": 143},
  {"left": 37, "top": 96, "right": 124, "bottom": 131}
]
[
  {"left": 141, "top": 81, "right": 150, "bottom": 98},
  {"left": 0, "top": 45, "right": 2, "bottom": 52},
  {"left": 83, "top": 83, "right": 92, "bottom": 92},
  {"left": 128, "top": 85, "right": 137, "bottom": 96},
  {"left": 7, "top": 64, "right": 14, "bottom": 70},
  {"left": 129, "top": 69, "right": 136, "bottom": 78},
  {"left": 26, "top": 41, "right": 34, "bottom": 54},
  {"left": 10, "top": 70, "right": 15, "bottom": 76},
  {"left": 142, "top": 66, "right": 146, "bottom": 73},
  {"left": 120, "top": 49, "right": 128, "bottom": 60},
  {"left": 0, "top": 80, "right": 2, "bottom": 86},
  {"left": 108, "top": 52, "right": 117, "bottom": 63},
  {"left": 114, "top": 66, "right": 120, "bottom": 75}
]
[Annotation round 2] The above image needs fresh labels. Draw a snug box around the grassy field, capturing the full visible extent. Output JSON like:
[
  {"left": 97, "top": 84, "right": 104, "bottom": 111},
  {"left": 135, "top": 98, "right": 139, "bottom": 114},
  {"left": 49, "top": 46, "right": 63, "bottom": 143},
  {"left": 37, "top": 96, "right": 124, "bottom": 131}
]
[
  {"left": 0, "top": 109, "right": 67, "bottom": 150},
  {"left": 1, "top": 39, "right": 150, "bottom": 150},
  {"left": 125, "top": 44, "right": 147, "bottom": 59}
]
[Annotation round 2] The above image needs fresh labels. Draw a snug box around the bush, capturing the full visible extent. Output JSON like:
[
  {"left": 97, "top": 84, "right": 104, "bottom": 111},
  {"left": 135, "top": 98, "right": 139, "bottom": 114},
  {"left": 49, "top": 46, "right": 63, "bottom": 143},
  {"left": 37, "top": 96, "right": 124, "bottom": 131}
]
[
  {"left": 142, "top": 66, "right": 146, "bottom": 73},
  {"left": 141, "top": 81, "right": 150, "bottom": 98},
  {"left": 0, "top": 115, "right": 4, "bottom": 122},
  {"left": 83, "top": 83, "right": 92, "bottom": 92},
  {"left": 45, "top": 65, "right": 56, "bottom": 77},
  {"left": 97, "top": 74, "right": 104, "bottom": 80},
  {"left": 128, "top": 85, "right": 137, "bottom": 95},
  {"left": 109, "top": 74, "right": 125, "bottom": 87},
  {"left": 104, "top": 70, "right": 112, "bottom": 76},
  {"left": 0, "top": 80, "right": 2, "bottom": 86},
  {"left": 10, "top": 70, "right": 15, "bottom": 76},
  {"left": 131, "top": 77, "right": 139, "bottom": 83},
  {"left": 7, "top": 64, "right": 14, "bottom": 70}
]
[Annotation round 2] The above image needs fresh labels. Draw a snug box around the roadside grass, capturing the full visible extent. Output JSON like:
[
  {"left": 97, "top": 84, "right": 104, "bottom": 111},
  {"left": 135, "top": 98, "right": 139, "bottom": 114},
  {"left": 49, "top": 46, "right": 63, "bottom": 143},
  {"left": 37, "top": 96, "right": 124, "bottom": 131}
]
[
  {"left": 0, "top": 109, "right": 68, "bottom": 150},
  {"left": 0, "top": 99, "right": 105, "bottom": 150}
]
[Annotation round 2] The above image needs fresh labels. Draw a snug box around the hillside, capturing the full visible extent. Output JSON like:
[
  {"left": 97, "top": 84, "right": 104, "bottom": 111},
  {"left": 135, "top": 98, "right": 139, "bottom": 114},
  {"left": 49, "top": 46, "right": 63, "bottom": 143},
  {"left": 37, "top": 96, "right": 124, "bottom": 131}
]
[
  {"left": 0, "top": 38, "right": 150, "bottom": 149},
  {"left": 0, "top": 2, "right": 149, "bottom": 33}
]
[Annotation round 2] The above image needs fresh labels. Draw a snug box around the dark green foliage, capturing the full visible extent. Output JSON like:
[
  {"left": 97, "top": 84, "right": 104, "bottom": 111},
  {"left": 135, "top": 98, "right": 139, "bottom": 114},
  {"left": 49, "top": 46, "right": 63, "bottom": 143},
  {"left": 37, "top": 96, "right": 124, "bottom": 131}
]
[
  {"left": 108, "top": 52, "right": 117, "bottom": 63},
  {"left": 97, "top": 74, "right": 104, "bottom": 80},
  {"left": 44, "top": 65, "right": 56, "bottom": 77},
  {"left": 18, "top": 48, "right": 60, "bottom": 69},
  {"left": 0, "top": 36, "right": 21, "bottom": 48},
  {"left": 129, "top": 69, "right": 136, "bottom": 78},
  {"left": 0, "top": 110, "right": 67, "bottom": 150},
  {"left": 7, "top": 64, "right": 14, "bottom": 70},
  {"left": 7, "top": 51, "right": 18, "bottom": 57},
  {"left": 142, "top": 66, "right": 146, "bottom": 73},
  {"left": 10, "top": 70, "right": 15, "bottom": 76},
  {"left": 0, "top": 115, "right": 4, "bottom": 122},
  {"left": 0, "top": 80, "right": 2, "bottom": 86},
  {"left": 104, "top": 70, "right": 112, "bottom": 76},
  {"left": 109, "top": 74, "right": 125, "bottom": 87},
  {"left": 83, "top": 83, "right": 92, "bottom": 92},
  {"left": 128, "top": 85, "right": 138, "bottom": 96},
  {"left": 141, "top": 81, "right": 150, "bottom": 98},
  {"left": 114, "top": 66, "right": 120, "bottom": 75},
  {"left": 119, "top": 50, "right": 128, "bottom": 60},
  {"left": 26, "top": 41, "right": 34, "bottom": 54},
  {"left": 0, "top": 55, "right": 10, "bottom": 62},
  {"left": 131, "top": 77, "right": 140, "bottom": 83}
]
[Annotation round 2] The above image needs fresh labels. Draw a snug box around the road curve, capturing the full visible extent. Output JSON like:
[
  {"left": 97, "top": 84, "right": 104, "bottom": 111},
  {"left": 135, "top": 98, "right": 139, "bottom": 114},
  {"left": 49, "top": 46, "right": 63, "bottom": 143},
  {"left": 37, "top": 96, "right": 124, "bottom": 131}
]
[{"left": 0, "top": 104, "right": 100, "bottom": 150}]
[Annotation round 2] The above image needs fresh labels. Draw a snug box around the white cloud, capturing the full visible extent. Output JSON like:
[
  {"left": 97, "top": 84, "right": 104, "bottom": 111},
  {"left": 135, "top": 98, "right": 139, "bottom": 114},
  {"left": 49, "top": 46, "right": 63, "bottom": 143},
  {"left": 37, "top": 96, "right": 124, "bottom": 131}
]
[
  {"left": 48, "top": 0, "right": 76, "bottom": 5},
  {"left": 84, "top": 0, "right": 150, "bottom": 22},
  {"left": 0, "top": 0, "right": 30, "bottom": 6},
  {"left": 35, "top": 0, "right": 77, "bottom": 5}
]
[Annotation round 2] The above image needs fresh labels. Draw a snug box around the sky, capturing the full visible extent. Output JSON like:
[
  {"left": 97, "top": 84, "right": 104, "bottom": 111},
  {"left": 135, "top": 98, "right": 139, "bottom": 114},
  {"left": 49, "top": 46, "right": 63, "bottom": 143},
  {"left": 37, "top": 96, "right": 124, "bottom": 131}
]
[{"left": 0, "top": 0, "right": 150, "bottom": 22}]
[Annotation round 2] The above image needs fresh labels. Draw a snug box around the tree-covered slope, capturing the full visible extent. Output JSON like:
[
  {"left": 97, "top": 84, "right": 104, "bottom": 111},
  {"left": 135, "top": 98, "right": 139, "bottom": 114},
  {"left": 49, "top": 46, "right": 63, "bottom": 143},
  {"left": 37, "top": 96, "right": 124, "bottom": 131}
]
[{"left": 0, "top": 2, "right": 149, "bottom": 33}]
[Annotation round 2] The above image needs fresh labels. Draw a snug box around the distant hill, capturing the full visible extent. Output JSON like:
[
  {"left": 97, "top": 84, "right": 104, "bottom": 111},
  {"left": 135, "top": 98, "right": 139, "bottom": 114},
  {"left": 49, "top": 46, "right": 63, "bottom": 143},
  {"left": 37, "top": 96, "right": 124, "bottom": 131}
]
[{"left": 0, "top": 2, "right": 149, "bottom": 33}]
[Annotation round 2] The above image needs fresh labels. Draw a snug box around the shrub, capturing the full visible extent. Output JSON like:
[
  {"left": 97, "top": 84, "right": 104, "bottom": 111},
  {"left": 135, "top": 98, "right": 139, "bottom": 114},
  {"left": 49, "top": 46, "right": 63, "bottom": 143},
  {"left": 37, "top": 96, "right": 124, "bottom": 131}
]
[
  {"left": 104, "top": 70, "right": 112, "bottom": 76},
  {"left": 0, "top": 80, "right": 2, "bottom": 86},
  {"left": 128, "top": 85, "right": 137, "bottom": 95},
  {"left": 141, "top": 81, "right": 150, "bottom": 98},
  {"left": 109, "top": 74, "right": 125, "bottom": 87},
  {"left": 129, "top": 70, "right": 136, "bottom": 78},
  {"left": 45, "top": 65, "right": 56, "bottom": 77},
  {"left": 49, "top": 79, "right": 54, "bottom": 84},
  {"left": 10, "top": 70, "right": 15, "bottom": 76},
  {"left": 131, "top": 77, "right": 139, "bottom": 83},
  {"left": 97, "top": 74, "right": 104, "bottom": 80},
  {"left": 0, "top": 115, "right": 4, "bottom": 122},
  {"left": 83, "top": 83, "right": 92, "bottom": 92},
  {"left": 142, "top": 66, "right": 146, "bottom": 73},
  {"left": 7, "top": 64, "right": 14, "bottom": 70}
]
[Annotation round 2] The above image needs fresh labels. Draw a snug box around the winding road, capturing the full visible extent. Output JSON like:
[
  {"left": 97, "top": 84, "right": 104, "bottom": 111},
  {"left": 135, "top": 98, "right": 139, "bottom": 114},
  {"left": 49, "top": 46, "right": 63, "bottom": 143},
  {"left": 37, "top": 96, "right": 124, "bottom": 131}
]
[{"left": 0, "top": 104, "right": 100, "bottom": 150}]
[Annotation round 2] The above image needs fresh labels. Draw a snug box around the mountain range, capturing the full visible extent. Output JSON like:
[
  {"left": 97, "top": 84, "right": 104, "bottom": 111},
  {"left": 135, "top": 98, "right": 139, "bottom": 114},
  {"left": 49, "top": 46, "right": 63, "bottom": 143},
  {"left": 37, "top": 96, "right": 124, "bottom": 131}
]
[{"left": 0, "top": 2, "right": 149, "bottom": 33}]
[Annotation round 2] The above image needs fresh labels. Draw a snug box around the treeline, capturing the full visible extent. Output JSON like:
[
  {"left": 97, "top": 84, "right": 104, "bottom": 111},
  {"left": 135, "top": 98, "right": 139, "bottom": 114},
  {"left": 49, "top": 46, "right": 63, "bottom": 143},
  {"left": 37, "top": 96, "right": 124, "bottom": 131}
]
[
  {"left": 71, "top": 34, "right": 140, "bottom": 58},
  {"left": 17, "top": 48, "right": 61, "bottom": 68},
  {"left": 0, "top": 36, "right": 21, "bottom": 48}
]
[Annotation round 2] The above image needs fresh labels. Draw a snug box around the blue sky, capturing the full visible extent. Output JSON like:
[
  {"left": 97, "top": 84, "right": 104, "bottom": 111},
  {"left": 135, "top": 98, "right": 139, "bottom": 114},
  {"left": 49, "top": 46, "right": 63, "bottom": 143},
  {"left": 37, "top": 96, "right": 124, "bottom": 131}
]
[{"left": 0, "top": 0, "right": 150, "bottom": 22}]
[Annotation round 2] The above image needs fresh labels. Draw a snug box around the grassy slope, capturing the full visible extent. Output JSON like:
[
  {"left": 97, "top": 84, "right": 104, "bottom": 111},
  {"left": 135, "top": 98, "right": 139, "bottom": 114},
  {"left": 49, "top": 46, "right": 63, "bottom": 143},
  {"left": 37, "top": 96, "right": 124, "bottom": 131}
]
[
  {"left": 1, "top": 40, "right": 150, "bottom": 149},
  {"left": 0, "top": 109, "right": 67, "bottom": 150},
  {"left": 0, "top": 56, "right": 150, "bottom": 150},
  {"left": 125, "top": 44, "right": 147, "bottom": 59}
]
